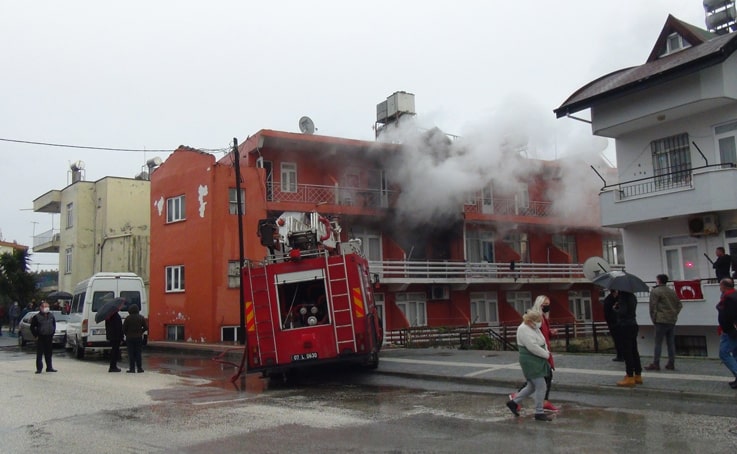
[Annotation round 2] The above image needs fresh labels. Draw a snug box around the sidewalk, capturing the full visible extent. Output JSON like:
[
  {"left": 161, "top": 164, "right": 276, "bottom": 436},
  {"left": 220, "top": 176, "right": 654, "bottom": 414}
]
[{"left": 4, "top": 334, "right": 734, "bottom": 401}]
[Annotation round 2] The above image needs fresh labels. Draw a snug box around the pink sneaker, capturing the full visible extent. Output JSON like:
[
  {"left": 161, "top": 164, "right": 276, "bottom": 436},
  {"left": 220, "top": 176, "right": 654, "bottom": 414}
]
[{"left": 543, "top": 401, "right": 559, "bottom": 412}]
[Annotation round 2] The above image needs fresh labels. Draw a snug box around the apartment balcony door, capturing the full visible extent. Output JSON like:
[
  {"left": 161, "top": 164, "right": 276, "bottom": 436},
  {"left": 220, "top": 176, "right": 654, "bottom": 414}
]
[{"left": 481, "top": 184, "right": 494, "bottom": 214}]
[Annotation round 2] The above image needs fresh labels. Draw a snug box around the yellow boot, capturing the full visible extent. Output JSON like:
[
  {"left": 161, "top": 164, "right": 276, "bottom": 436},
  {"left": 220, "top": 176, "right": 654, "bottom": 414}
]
[
  {"left": 634, "top": 374, "right": 643, "bottom": 385},
  {"left": 616, "top": 375, "right": 636, "bottom": 387}
]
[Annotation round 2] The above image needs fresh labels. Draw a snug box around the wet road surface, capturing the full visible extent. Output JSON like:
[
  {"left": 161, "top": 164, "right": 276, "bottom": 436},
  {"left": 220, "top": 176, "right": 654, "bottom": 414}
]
[{"left": 1, "top": 345, "right": 736, "bottom": 453}]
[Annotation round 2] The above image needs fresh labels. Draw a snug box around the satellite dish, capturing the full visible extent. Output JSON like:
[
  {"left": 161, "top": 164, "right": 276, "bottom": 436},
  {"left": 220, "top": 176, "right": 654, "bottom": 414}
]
[
  {"left": 582, "top": 256, "right": 612, "bottom": 281},
  {"left": 299, "top": 116, "right": 315, "bottom": 135}
]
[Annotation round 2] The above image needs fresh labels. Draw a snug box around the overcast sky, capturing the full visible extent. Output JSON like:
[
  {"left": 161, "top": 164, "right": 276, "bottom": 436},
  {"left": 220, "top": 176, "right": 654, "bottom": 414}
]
[{"left": 1, "top": 0, "right": 708, "bottom": 270}]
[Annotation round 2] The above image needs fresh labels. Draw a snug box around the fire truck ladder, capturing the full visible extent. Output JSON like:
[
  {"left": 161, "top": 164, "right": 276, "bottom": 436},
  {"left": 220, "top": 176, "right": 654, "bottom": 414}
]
[
  {"left": 325, "top": 255, "right": 357, "bottom": 354},
  {"left": 247, "top": 265, "right": 279, "bottom": 365}
]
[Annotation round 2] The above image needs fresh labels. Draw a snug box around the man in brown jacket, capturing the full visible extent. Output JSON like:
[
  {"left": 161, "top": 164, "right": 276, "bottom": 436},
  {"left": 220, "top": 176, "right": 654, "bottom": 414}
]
[{"left": 645, "top": 274, "right": 683, "bottom": 371}]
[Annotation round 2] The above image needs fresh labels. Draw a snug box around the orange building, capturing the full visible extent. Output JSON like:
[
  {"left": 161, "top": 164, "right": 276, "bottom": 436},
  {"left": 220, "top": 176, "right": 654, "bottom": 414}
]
[{"left": 149, "top": 129, "right": 621, "bottom": 343}]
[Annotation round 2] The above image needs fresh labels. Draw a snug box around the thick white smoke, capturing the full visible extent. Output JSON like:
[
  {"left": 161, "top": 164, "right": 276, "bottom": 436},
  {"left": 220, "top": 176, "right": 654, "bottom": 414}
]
[{"left": 374, "top": 94, "right": 612, "bottom": 228}]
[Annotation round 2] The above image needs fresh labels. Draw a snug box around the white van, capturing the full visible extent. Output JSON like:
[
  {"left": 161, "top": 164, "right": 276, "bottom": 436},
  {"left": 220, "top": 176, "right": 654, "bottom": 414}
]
[{"left": 65, "top": 272, "right": 148, "bottom": 359}]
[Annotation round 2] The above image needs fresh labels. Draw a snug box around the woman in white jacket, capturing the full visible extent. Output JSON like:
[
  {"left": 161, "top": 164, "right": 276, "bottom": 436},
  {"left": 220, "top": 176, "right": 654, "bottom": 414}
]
[{"left": 505, "top": 310, "right": 553, "bottom": 421}]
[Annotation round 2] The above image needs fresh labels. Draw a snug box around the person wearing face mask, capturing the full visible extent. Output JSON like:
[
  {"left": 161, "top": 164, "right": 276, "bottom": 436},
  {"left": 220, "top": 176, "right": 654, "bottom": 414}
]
[
  {"left": 509, "top": 295, "right": 559, "bottom": 412},
  {"left": 30, "top": 302, "right": 57, "bottom": 374},
  {"left": 505, "top": 310, "right": 553, "bottom": 421}
]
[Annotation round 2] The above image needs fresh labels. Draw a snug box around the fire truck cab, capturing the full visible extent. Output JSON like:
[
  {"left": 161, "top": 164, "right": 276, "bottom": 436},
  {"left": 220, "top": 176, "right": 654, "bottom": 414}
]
[{"left": 244, "top": 211, "right": 383, "bottom": 377}]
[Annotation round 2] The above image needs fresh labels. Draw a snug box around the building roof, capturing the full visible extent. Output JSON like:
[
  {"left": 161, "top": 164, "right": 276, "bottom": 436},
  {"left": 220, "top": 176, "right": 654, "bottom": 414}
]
[
  {"left": 554, "top": 15, "right": 737, "bottom": 118},
  {"left": 0, "top": 240, "right": 29, "bottom": 251}
]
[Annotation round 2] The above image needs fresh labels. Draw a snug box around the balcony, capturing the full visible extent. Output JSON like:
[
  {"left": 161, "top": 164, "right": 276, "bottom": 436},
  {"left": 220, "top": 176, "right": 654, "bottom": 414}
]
[
  {"left": 464, "top": 197, "right": 553, "bottom": 217},
  {"left": 33, "top": 229, "right": 60, "bottom": 253},
  {"left": 33, "top": 190, "right": 62, "bottom": 213},
  {"left": 266, "top": 183, "right": 396, "bottom": 210},
  {"left": 368, "top": 260, "right": 624, "bottom": 287},
  {"left": 599, "top": 163, "right": 737, "bottom": 227}
]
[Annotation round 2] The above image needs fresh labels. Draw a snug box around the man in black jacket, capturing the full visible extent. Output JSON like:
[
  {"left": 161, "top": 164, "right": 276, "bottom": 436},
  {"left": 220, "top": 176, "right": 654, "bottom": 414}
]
[
  {"left": 30, "top": 302, "right": 57, "bottom": 374},
  {"left": 105, "top": 300, "right": 124, "bottom": 373}
]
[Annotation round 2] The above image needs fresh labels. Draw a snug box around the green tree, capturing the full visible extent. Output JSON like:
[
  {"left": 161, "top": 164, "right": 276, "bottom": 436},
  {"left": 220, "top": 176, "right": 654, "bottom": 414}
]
[{"left": 0, "top": 249, "right": 37, "bottom": 305}]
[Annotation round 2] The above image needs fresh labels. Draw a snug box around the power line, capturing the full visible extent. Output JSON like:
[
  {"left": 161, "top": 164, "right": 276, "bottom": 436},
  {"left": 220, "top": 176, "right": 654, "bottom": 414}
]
[{"left": 0, "top": 137, "right": 229, "bottom": 153}]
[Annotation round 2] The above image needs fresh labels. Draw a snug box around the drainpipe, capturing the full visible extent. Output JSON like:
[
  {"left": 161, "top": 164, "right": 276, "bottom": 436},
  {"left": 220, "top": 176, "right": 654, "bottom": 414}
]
[{"left": 98, "top": 233, "right": 132, "bottom": 272}]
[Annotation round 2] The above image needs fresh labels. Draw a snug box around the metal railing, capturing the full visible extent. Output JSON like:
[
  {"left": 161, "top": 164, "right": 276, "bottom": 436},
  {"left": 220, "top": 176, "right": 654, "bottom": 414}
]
[
  {"left": 33, "top": 229, "right": 60, "bottom": 248},
  {"left": 604, "top": 163, "right": 735, "bottom": 200},
  {"left": 266, "top": 182, "right": 394, "bottom": 208},
  {"left": 368, "top": 260, "right": 623, "bottom": 281},
  {"left": 464, "top": 198, "right": 553, "bottom": 217}
]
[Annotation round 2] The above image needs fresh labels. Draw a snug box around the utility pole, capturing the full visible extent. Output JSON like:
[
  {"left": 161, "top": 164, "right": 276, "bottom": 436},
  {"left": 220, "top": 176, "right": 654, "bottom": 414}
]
[{"left": 233, "top": 138, "right": 246, "bottom": 345}]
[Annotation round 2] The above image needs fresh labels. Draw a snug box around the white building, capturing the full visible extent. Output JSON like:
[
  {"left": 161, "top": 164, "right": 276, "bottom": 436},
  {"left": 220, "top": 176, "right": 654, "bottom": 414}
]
[{"left": 555, "top": 15, "right": 737, "bottom": 358}]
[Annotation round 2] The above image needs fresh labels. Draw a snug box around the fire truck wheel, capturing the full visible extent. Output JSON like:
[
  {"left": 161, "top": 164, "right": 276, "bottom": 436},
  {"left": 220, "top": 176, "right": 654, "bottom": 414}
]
[{"left": 366, "top": 351, "right": 380, "bottom": 370}]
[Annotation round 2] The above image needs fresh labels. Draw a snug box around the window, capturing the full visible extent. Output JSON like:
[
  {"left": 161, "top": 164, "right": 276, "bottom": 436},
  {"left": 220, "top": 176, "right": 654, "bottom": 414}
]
[
  {"left": 675, "top": 335, "right": 707, "bottom": 357},
  {"left": 517, "top": 184, "right": 529, "bottom": 209},
  {"left": 466, "top": 229, "right": 494, "bottom": 263},
  {"left": 395, "top": 292, "right": 427, "bottom": 327},
  {"left": 66, "top": 203, "right": 73, "bottom": 229},
  {"left": 470, "top": 292, "right": 498, "bottom": 324},
  {"left": 506, "top": 291, "right": 531, "bottom": 316},
  {"left": 166, "top": 325, "right": 185, "bottom": 341},
  {"left": 651, "top": 133, "right": 691, "bottom": 188},
  {"left": 662, "top": 236, "right": 700, "bottom": 280},
  {"left": 280, "top": 162, "right": 297, "bottom": 193},
  {"left": 603, "top": 237, "right": 625, "bottom": 266},
  {"left": 166, "top": 195, "right": 186, "bottom": 223},
  {"left": 350, "top": 228, "right": 382, "bottom": 262},
  {"left": 663, "top": 33, "right": 690, "bottom": 55},
  {"left": 228, "top": 260, "right": 241, "bottom": 288},
  {"left": 503, "top": 232, "right": 529, "bottom": 262},
  {"left": 569, "top": 290, "right": 592, "bottom": 322},
  {"left": 64, "top": 248, "right": 72, "bottom": 274},
  {"left": 221, "top": 326, "right": 240, "bottom": 343},
  {"left": 552, "top": 234, "right": 578, "bottom": 263},
  {"left": 166, "top": 265, "right": 185, "bottom": 292},
  {"left": 228, "top": 188, "right": 245, "bottom": 215},
  {"left": 715, "top": 120, "right": 737, "bottom": 165}
]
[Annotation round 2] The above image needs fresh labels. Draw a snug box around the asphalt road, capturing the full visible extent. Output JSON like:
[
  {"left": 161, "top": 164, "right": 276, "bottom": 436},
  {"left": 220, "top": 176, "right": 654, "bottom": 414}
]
[{"left": 1, "top": 339, "right": 736, "bottom": 453}]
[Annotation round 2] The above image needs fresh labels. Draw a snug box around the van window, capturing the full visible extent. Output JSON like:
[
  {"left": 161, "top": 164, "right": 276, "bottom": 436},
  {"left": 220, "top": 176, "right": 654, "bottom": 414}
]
[
  {"left": 72, "top": 292, "right": 85, "bottom": 313},
  {"left": 120, "top": 291, "right": 142, "bottom": 311},
  {"left": 91, "top": 291, "right": 116, "bottom": 312}
]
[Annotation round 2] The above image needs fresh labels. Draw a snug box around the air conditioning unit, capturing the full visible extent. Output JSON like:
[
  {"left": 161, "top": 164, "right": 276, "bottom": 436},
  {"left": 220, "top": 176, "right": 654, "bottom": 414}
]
[
  {"left": 688, "top": 214, "right": 719, "bottom": 236},
  {"left": 430, "top": 285, "right": 450, "bottom": 300}
]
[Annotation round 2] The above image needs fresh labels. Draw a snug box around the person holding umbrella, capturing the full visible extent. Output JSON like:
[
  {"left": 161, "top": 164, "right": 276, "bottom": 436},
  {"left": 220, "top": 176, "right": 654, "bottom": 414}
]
[
  {"left": 613, "top": 290, "right": 643, "bottom": 387},
  {"left": 105, "top": 298, "right": 124, "bottom": 373},
  {"left": 592, "top": 270, "right": 648, "bottom": 387}
]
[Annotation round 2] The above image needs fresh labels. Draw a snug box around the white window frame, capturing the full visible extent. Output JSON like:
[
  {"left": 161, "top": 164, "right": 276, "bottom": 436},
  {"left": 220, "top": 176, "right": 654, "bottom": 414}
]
[
  {"left": 470, "top": 291, "right": 498, "bottom": 324},
  {"left": 166, "top": 324, "right": 185, "bottom": 341},
  {"left": 516, "top": 184, "right": 529, "bottom": 209},
  {"left": 714, "top": 120, "right": 737, "bottom": 165},
  {"left": 506, "top": 291, "right": 531, "bottom": 316},
  {"left": 651, "top": 133, "right": 691, "bottom": 187},
  {"left": 66, "top": 202, "right": 73, "bottom": 229},
  {"left": 64, "top": 247, "right": 72, "bottom": 274},
  {"left": 280, "top": 162, "right": 297, "bottom": 193},
  {"left": 228, "top": 188, "right": 245, "bottom": 215},
  {"left": 395, "top": 292, "right": 427, "bottom": 327},
  {"left": 221, "top": 326, "right": 240, "bottom": 343},
  {"left": 227, "top": 260, "right": 240, "bottom": 288},
  {"left": 569, "top": 290, "right": 592, "bottom": 322},
  {"left": 603, "top": 237, "right": 624, "bottom": 266},
  {"left": 662, "top": 235, "right": 701, "bottom": 281},
  {"left": 552, "top": 233, "right": 578, "bottom": 263},
  {"left": 166, "top": 195, "right": 186, "bottom": 223},
  {"left": 166, "top": 265, "right": 185, "bottom": 292}
]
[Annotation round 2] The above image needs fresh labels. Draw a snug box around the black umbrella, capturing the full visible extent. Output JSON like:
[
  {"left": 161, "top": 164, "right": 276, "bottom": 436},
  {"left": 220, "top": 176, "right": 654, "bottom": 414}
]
[
  {"left": 47, "top": 291, "right": 73, "bottom": 301},
  {"left": 95, "top": 297, "right": 125, "bottom": 323},
  {"left": 592, "top": 270, "right": 650, "bottom": 293}
]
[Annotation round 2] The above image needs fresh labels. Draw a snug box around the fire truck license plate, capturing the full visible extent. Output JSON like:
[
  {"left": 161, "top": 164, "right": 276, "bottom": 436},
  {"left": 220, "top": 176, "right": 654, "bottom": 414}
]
[{"left": 292, "top": 352, "right": 318, "bottom": 361}]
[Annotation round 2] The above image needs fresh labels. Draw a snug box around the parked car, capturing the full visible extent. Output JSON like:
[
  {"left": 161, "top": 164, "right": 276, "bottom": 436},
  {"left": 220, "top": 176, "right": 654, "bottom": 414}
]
[{"left": 17, "top": 311, "right": 69, "bottom": 347}]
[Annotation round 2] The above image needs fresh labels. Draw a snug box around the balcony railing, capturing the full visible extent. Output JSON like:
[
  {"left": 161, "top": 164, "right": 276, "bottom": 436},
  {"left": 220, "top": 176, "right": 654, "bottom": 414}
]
[
  {"left": 33, "top": 229, "right": 60, "bottom": 252},
  {"left": 605, "top": 163, "right": 735, "bottom": 200},
  {"left": 464, "top": 198, "right": 553, "bottom": 217},
  {"left": 267, "top": 182, "right": 394, "bottom": 208},
  {"left": 368, "top": 260, "right": 624, "bottom": 282}
]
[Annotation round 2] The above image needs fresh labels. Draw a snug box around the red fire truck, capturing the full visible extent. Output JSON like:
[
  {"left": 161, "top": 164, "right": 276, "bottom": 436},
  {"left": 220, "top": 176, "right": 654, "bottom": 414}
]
[{"left": 243, "top": 211, "right": 383, "bottom": 377}]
